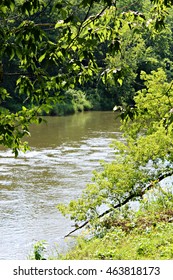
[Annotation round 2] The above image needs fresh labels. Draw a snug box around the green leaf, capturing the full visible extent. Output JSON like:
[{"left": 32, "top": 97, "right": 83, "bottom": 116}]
[
  {"left": 38, "top": 52, "right": 46, "bottom": 63},
  {"left": 55, "top": 20, "right": 64, "bottom": 28},
  {"left": 117, "top": 78, "right": 123, "bottom": 86},
  {"left": 10, "top": 1, "right": 15, "bottom": 12}
]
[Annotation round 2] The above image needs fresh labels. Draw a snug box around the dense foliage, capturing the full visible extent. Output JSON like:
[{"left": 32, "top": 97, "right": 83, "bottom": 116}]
[
  {"left": 1, "top": 0, "right": 116, "bottom": 155},
  {"left": 31, "top": 189, "right": 173, "bottom": 260},
  {"left": 1, "top": 0, "right": 173, "bottom": 155},
  {"left": 56, "top": 2, "right": 173, "bottom": 260},
  {"left": 56, "top": 65, "right": 173, "bottom": 259},
  {"left": 58, "top": 67, "right": 173, "bottom": 225},
  {"left": 1, "top": 0, "right": 173, "bottom": 259},
  {"left": 61, "top": 190, "right": 173, "bottom": 260}
]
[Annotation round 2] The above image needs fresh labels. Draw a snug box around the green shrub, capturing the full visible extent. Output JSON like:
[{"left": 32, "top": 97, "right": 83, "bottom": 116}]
[
  {"left": 59, "top": 190, "right": 173, "bottom": 260},
  {"left": 48, "top": 89, "right": 93, "bottom": 116}
]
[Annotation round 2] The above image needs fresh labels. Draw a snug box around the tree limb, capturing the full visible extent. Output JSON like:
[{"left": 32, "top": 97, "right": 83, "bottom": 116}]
[
  {"left": 64, "top": 170, "right": 173, "bottom": 238},
  {"left": 66, "top": 5, "right": 108, "bottom": 51}
]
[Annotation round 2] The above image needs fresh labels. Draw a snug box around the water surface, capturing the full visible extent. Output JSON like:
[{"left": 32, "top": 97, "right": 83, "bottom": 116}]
[{"left": 0, "top": 111, "right": 121, "bottom": 259}]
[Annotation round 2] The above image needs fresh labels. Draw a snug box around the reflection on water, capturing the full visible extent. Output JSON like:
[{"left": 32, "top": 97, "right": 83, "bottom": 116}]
[{"left": 0, "top": 111, "right": 121, "bottom": 259}]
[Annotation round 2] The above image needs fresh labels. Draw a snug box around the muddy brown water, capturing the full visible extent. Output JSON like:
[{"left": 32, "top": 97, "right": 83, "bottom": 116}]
[{"left": 0, "top": 111, "right": 121, "bottom": 259}]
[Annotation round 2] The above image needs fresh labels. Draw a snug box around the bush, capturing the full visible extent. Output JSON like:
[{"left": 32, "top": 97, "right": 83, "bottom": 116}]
[
  {"left": 59, "top": 190, "right": 173, "bottom": 260},
  {"left": 48, "top": 89, "right": 93, "bottom": 116}
]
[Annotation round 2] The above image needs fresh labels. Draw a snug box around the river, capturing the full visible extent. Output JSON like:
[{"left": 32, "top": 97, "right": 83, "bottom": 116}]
[{"left": 0, "top": 111, "right": 121, "bottom": 260}]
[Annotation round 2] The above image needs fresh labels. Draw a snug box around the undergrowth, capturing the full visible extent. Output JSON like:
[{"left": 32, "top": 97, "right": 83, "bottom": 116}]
[
  {"left": 30, "top": 187, "right": 173, "bottom": 260},
  {"left": 60, "top": 188, "right": 173, "bottom": 260}
]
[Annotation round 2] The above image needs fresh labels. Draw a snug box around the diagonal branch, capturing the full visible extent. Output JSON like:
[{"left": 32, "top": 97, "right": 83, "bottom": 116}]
[{"left": 64, "top": 170, "right": 173, "bottom": 238}]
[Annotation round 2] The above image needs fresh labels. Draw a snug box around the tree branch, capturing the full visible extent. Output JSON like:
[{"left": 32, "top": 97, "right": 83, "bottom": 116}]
[
  {"left": 66, "top": 5, "right": 108, "bottom": 51},
  {"left": 64, "top": 170, "right": 173, "bottom": 238}
]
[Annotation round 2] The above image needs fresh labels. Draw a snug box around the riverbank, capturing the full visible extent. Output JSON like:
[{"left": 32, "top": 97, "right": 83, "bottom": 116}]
[
  {"left": 64, "top": 188, "right": 173, "bottom": 260},
  {"left": 45, "top": 89, "right": 93, "bottom": 116},
  {"left": 61, "top": 221, "right": 173, "bottom": 260},
  {"left": 62, "top": 194, "right": 173, "bottom": 260},
  {"left": 29, "top": 188, "right": 173, "bottom": 260},
  {"left": 3, "top": 88, "right": 117, "bottom": 117}
]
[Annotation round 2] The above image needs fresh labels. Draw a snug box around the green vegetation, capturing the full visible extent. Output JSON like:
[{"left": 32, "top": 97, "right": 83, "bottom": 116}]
[
  {"left": 61, "top": 190, "right": 173, "bottom": 260},
  {"left": 1, "top": 0, "right": 173, "bottom": 259},
  {"left": 58, "top": 67, "right": 173, "bottom": 225},
  {"left": 47, "top": 89, "right": 93, "bottom": 116},
  {"left": 57, "top": 66, "right": 173, "bottom": 259},
  {"left": 29, "top": 240, "right": 47, "bottom": 260},
  {"left": 30, "top": 189, "right": 173, "bottom": 260},
  {"left": 1, "top": 0, "right": 173, "bottom": 155}
]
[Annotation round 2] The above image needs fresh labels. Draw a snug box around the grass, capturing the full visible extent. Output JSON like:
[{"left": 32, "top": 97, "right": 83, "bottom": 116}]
[
  {"left": 61, "top": 222, "right": 173, "bottom": 260},
  {"left": 30, "top": 188, "right": 173, "bottom": 260},
  {"left": 60, "top": 190, "right": 173, "bottom": 260}
]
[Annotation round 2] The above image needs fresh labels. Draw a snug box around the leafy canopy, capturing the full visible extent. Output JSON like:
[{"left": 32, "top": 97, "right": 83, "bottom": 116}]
[
  {"left": 1, "top": 0, "right": 173, "bottom": 155},
  {"left": 0, "top": 0, "right": 116, "bottom": 155}
]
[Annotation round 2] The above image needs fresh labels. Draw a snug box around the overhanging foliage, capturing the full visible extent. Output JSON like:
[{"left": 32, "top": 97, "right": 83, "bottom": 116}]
[{"left": 1, "top": 0, "right": 173, "bottom": 155}]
